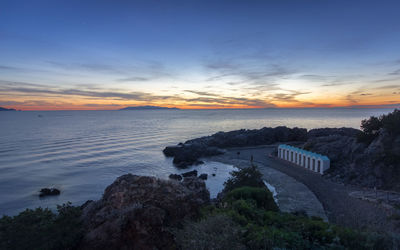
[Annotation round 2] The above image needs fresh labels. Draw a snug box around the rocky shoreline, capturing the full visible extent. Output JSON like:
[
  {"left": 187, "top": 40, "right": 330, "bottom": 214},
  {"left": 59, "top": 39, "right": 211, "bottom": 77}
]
[{"left": 164, "top": 122, "right": 400, "bottom": 191}]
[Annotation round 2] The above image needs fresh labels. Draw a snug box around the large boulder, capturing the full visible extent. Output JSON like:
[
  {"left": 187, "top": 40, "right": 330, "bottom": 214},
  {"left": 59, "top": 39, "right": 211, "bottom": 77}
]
[
  {"left": 164, "top": 143, "right": 224, "bottom": 168},
  {"left": 80, "top": 174, "right": 210, "bottom": 249}
]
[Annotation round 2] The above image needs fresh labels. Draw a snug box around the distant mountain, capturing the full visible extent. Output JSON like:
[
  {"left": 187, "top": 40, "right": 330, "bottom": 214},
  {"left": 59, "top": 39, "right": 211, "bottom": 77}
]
[
  {"left": 119, "top": 106, "right": 180, "bottom": 110},
  {"left": 0, "top": 107, "right": 16, "bottom": 111}
]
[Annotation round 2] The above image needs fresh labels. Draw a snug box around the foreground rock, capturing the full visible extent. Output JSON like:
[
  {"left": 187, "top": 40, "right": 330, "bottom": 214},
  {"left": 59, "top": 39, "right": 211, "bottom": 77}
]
[
  {"left": 80, "top": 174, "right": 210, "bottom": 249},
  {"left": 199, "top": 173, "right": 208, "bottom": 180},
  {"left": 164, "top": 126, "right": 307, "bottom": 168},
  {"left": 168, "top": 173, "right": 182, "bottom": 181},
  {"left": 182, "top": 170, "right": 197, "bottom": 177}
]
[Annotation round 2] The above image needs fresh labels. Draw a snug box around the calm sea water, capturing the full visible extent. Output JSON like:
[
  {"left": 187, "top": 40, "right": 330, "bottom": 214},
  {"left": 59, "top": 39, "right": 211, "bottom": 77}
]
[{"left": 0, "top": 108, "right": 394, "bottom": 215}]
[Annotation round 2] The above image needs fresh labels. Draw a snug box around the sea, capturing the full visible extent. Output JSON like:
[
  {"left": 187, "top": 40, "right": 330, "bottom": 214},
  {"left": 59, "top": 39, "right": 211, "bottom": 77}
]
[{"left": 0, "top": 108, "right": 394, "bottom": 216}]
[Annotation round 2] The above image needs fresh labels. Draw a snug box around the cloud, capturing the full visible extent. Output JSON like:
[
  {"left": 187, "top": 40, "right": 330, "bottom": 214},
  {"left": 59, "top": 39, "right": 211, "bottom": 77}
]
[
  {"left": 0, "top": 81, "right": 162, "bottom": 101},
  {"left": 46, "top": 61, "right": 123, "bottom": 74},
  {"left": 0, "top": 80, "right": 277, "bottom": 109},
  {"left": 184, "top": 90, "right": 220, "bottom": 96},
  {"left": 389, "top": 69, "right": 400, "bottom": 75},
  {"left": 270, "top": 90, "right": 310, "bottom": 103},
  {"left": 345, "top": 103, "right": 400, "bottom": 109},
  {"left": 373, "top": 84, "right": 400, "bottom": 90},
  {"left": 83, "top": 103, "right": 122, "bottom": 107},
  {"left": 117, "top": 76, "right": 150, "bottom": 82},
  {"left": 0, "top": 65, "right": 21, "bottom": 71},
  {"left": 185, "top": 96, "right": 276, "bottom": 107},
  {"left": 204, "top": 56, "right": 296, "bottom": 90}
]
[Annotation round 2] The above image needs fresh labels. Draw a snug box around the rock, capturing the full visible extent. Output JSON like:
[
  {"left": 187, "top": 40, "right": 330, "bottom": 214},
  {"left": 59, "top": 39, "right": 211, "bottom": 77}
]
[
  {"left": 39, "top": 188, "right": 60, "bottom": 197},
  {"left": 167, "top": 143, "right": 223, "bottom": 168},
  {"left": 303, "top": 127, "right": 400, "bottom": 191},
  {"left": 163, "top": 126, "right": 308, "bottom": 168},
  {"left": 168, "top": 173, "right": 182, "bottom": 181},
  {"left": 199, "top": 173, "right": 208, "bottom": 180},
  {"left": 80, "top": 174, "right": 210, "bottom": 250},
  {"left": 162, "top": 145, "right": 181, "bottom": 157},
  {"left": 182, "top": 170, "right": 198, "bottom": 177}
]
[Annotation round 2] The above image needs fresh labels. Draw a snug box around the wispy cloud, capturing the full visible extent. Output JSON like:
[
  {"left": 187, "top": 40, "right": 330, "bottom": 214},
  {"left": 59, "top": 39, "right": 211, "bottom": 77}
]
[
  {"left": 117, "top": 76, "right": 150, "bottom": 82},
  {"left": 270, "top": 90, "right": 310, "bottom": 103},
  {"left": 388, "top": 69, "right": 400, "bottom": 75},
  {"left": 373, "top": 84, "right": 400, "bottom": 90},
  {"left": 184, "top": 90, "right": 220, "bottom": 96},
  {"left": 0, "top": 80, "right": 277, "bottom": 109}
]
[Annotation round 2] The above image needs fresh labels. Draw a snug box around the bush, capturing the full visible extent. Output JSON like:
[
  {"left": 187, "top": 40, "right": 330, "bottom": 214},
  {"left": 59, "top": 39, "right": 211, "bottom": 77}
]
[
  {"left": 223, "top": 164, "right": 264, "bottom": 193},
  {"left": 358, "top": 109, "right": 400, "bottom": 144},
  {"left": 0, "top": 203, "right": 83, "bottom": 250},
  {"left": 174, "top": 214, "right": 245, "bottom": 250},
  {"left": 224, "top": 186, "right": 279, "bottom": 212}
]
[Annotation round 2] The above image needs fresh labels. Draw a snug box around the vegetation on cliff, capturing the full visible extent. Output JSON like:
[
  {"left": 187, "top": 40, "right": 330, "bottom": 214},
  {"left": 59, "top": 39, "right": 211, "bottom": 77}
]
[
  {"left": 174, "top": 166, "right": 397, "bottom": 249},
  {"left": 0, "top": 203, "right": 83, "bottom": 250},
  {"left": 358, "top": 109, "right": 400, "bottom": 144},
  {"left": 1, "top": 167, "right": 398, "bottom": 249}
]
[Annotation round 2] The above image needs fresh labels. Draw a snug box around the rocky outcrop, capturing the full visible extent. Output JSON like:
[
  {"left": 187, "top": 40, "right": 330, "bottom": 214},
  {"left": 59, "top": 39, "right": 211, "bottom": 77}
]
[
  {"left": 164, "top": 126, "right": 307, "bottom": 168},
  {"left": 199, "top": 173, "right": 208, "bottom": 180},
  {"left": 169, "top": 173, "right": 182, "bottom": 181},
  {"left": 303, "top": 128, "right": 400, "bottom": 191},
  {"left": 182, "top": 170, "right": 198, "bottom": 177},
  {"left": 163, "top": 143, "right": 224, "bottom": 168},
  {"left": 80, "top": 174, "right": 210, "bottom": 249}
]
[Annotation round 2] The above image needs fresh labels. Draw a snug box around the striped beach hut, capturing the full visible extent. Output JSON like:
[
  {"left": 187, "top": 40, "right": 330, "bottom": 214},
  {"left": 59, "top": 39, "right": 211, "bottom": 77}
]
[{"left": 277, "top": 144, "right": 330, "bottom": 174}]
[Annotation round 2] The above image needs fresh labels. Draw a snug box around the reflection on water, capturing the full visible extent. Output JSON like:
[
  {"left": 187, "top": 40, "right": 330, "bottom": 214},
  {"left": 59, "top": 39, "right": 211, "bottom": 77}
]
[{"left": 0, "top": 108, "right": 393, "bottom": 215}]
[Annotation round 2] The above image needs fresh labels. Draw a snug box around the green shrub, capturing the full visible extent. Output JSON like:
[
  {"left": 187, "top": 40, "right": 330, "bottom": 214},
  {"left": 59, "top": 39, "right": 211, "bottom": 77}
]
[
  {"left": 225, "top": 186, "right": 279, "bottom": 212},
  {"left": 0, "top": 203, "right": 83, "bottom": 250},
  {"left": 174, "top": 214, "right": 245, "bottom": 250},
  {"left": 358, "top": 109, "right": 400, "bottom": 144},
  {"left": 223, "top": 164, "right": 264, "bottom": 193}
]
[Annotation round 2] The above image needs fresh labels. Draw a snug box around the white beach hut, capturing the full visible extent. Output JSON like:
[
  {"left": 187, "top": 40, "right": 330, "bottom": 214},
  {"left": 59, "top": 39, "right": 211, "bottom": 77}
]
[{"left": 277, "top": 144, "right": 330, "bottom": 174}]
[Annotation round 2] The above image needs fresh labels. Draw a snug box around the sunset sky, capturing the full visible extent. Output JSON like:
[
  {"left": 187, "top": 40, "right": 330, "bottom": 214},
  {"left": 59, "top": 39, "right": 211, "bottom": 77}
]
[{"left": 0, "top": 0, "right": 400, "bottom": 110}]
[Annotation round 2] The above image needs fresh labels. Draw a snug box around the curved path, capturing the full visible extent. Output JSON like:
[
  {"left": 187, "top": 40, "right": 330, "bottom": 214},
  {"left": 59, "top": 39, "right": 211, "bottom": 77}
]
[{"left": 208, "top": 145, "right": 400, "bottom": 233}]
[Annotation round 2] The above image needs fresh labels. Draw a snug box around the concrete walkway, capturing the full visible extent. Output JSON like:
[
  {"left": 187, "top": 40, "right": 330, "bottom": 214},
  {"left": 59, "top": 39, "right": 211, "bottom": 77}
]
[
  {"left": 208, "top": 145, "right": 400, "bottom": 233},
  {"left": 208, "top": 154, "right": 328, "bottom": 221}
]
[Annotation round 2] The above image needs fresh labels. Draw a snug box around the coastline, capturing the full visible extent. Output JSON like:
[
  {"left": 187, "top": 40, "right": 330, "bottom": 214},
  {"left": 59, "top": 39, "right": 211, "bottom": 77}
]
[
  {"left": 205, "top": 145, "right": 400, "bottom": 233},
  {"left": 206, "top": 147, "right": 328, "bottom": 221}
]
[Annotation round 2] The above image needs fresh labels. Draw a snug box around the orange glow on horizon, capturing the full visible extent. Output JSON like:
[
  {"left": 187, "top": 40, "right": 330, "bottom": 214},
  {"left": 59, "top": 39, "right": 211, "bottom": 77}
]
[{"left": 4, "top": 100, "right": 399, "bottom": 111}]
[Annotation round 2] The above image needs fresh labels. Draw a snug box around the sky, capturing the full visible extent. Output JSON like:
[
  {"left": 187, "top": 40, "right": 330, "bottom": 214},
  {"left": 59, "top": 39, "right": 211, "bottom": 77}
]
[{"left": 0, "top": 0, "right": 400, "bottom": 110}]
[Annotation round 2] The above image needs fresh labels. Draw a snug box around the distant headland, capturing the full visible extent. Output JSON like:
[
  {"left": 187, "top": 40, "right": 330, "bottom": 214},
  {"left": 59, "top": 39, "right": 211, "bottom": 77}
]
[
  {"left": 119, "top": 106, "right": 180, "bottom": 110},
  {"left": 0, "top": 107, "right": 16, "bottom": 111}
]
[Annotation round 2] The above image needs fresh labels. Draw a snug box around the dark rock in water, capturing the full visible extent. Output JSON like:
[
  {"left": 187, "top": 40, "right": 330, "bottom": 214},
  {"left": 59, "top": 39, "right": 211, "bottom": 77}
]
[
  {"left": 167, "top": 143, "right": 223, "bottom": 168},
  {"left": 163, "top": 145, "right": 181, "bottom": 157},
  {"left": 169, "top": 173, "right": 182, "bottom": 181},
  {"left": 212, "top": 173, "right": 216, "bottom": 177},
  {"left": 39, "top": 188, "right": 60, "bottom": 197},
  {"left": 199, "top": 173, "right": 208, "bottom": 180},
  {"left": 80, "top": 174, "right": 209, "bottom": 250},
  {"left": 182, "top": 170, "right": 198, "bottom": 177}
]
